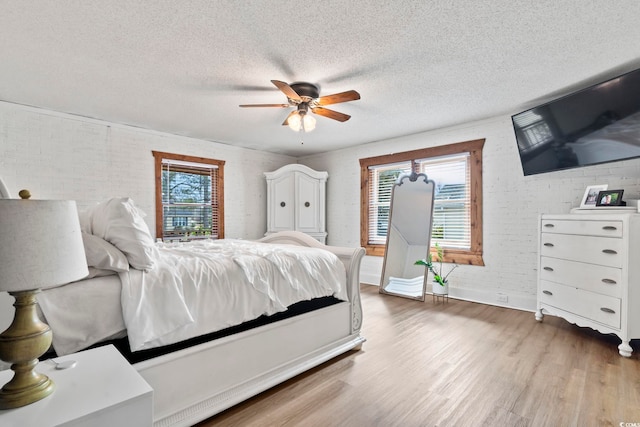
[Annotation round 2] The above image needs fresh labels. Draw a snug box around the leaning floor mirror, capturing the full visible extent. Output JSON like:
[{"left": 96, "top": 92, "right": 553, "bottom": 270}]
[{"left": 379, "top": 171, "right": 435, "bottom": 301}]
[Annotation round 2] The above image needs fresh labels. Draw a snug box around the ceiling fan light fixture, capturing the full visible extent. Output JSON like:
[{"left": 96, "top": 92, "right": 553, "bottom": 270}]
[
  {"left": 287, "top": 112, "right": 302, "bottom": 131},
  {"left": 288, "top": 109, "right": 316, "bottom": 133},
  {"left": 240, "top": 80, "right": 360, "bottom": 135},
  {"left": 303, "top": 113, "right": 316, "bottom": 132}
]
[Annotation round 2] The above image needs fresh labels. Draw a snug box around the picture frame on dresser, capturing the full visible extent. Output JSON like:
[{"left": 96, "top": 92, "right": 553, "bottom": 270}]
[
  {"left": 596, "top": 189, "right": 625, "bottom": 206},
  {"left": 580, "top": 184, "right": 608, "bottom": 208}
]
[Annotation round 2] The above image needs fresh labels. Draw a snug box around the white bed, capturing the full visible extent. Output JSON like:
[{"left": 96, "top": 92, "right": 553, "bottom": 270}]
[
  {"left": 0, "top": 194, "right": 366, "bottom": 427},
  {"left": 134, "top": 231, "right": 364, "bottom": 427}
]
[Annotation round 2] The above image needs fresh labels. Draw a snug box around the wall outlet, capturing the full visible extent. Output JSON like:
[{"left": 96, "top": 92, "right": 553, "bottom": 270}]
[{"left": 496, "top": 293, "right": 509, "bottom": 303}]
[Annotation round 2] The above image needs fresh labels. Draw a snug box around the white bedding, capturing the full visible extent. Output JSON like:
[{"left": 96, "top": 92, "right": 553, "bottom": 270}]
[
  {"left": 39, "top": 238, "right": 347, "bottom": 355},
  {"left": 37, "top": 275, "right": 126, "bottom": 355}
]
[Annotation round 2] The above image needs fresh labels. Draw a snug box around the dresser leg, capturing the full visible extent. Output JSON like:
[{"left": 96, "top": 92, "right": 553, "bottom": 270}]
[
  {"left": 618, "top": 341, "right": 633, "bottom": 357},
  {"left": 534, "top": 309, "right": 543, "bottom": 322}
]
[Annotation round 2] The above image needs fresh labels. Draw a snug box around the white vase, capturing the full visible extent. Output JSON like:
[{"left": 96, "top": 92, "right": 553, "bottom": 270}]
[{"left": 432, "top": 281, "right": 448, "bottom": 295}]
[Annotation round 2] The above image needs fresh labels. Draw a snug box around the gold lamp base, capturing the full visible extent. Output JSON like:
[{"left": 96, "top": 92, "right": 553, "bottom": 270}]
[{"left": 0, "top": 290, "right": 55, "bottom": 409}]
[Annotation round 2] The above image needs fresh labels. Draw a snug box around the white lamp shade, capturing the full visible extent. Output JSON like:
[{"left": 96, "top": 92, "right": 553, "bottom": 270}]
[
  {"left": 302, "top": 114, "right": 316, "bottom": 131},
  {"left": 288, "top": 112, "right": 302, "bottom": 131},
  {"left": 0, "top": 199, "right": 88, "bottom": 292}
]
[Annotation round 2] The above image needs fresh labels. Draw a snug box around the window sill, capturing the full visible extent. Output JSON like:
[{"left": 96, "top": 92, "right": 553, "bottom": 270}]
[{"left": 364, "top": 244, "right": 484, "bottom": 266}]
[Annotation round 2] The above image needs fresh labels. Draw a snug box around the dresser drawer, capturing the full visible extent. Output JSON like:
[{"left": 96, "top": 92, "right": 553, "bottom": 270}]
[
  {"left": 539, "top": 280, "right": 621, "bottom": 329},
  {"left": 540, "top": 256, "right": 622, "bottom": 298},
  {"left": 540, "top": 233, "right": 623, "bottom": 268},
  {"left": 541, "top": 219, "right": 623, "bottom": 238}
]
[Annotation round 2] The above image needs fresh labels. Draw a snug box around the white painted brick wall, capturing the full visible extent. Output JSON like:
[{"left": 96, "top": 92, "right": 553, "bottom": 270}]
[{"left": 0, "top": 102, "right": 295, "bottom": 240}]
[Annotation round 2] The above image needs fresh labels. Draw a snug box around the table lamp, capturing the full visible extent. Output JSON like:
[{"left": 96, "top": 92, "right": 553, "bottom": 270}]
[{"left": 0, "top": 191, "right": 88, "bottom": 409}]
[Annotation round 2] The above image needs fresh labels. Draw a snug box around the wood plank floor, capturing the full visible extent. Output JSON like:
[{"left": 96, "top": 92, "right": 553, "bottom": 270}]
[{"left": 196, "top": 284, "right": 640, "bottom": 427}]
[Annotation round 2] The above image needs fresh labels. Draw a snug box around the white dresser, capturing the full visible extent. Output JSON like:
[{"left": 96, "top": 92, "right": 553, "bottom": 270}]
[
  {"left": 535, "top": 212, "right": 640, "bottom": 357},
  {"left": 264, "top": 164, "right": 328, "bottom": 243}
]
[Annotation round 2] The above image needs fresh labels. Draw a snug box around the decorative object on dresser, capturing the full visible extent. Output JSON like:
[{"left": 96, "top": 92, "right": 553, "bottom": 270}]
[
  {"left": 0, "top": 190, "right": 88, "bottom": 409},
  {"left": 535, "top": 212, "right": 640, "bottom": 357},
  {"left": 595, "top": 189, "right": 625, "bottom": 206},
  {"left": 579, "top": 184, "right": 608, "bottom": 209},
  {"left": 264, "top": 164, "right": 328, "bottom": 243}
]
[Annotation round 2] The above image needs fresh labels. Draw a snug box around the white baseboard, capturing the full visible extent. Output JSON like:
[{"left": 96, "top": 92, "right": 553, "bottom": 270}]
[
  {"left": 449, "top": 286, "right": 536, "bottom": 312},
  {"left": 360, "top": 272, "right": 381, "bottom": 287},
  {"left": 362, "top": 281, "right": 536, "bottom": 312}
]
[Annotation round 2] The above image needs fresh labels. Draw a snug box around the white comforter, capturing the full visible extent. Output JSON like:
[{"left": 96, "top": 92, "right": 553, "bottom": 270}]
[{"left": 120, "top": 239, "right": 348, "bottom": 351}]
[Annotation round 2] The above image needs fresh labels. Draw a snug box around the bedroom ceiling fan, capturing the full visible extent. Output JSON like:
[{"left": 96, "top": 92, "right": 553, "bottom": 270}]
[{"left": 239, "top": 80, "right": 360, "bottom": 132}]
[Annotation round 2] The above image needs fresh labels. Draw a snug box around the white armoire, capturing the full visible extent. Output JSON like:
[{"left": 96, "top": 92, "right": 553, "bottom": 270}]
[{"left": 264, "top": 164, "right": 328, "bottom": 243}]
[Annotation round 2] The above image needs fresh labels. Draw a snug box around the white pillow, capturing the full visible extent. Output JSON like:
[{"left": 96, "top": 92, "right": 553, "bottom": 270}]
[
  {"left": 78, "top": 208, "right": 94, "bottom": 234},
  {"left": 90, "top": 198, "right": 158, "bottom": 271},
  {"left": 82, "top": 232, "right": 129, "bottom": 272},
  {"left": 86, "top": 267, "right": 118, "bottom": 279}
]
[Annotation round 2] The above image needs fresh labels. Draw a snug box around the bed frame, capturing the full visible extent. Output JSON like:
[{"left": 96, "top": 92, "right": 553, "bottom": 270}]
[
  {"left": 134, "top": 231, "right": 365, "bottom": 427},
  {"left": 0, "top": 231, "right": 365, "bottom": 426}
]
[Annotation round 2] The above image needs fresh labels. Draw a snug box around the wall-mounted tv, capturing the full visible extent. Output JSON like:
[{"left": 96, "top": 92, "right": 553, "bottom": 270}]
[{"left": 512, "top": 67, "right": 640, "bottom": 176}]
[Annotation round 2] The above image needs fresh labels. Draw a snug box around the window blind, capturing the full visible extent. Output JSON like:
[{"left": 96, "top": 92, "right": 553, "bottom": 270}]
[
  {"left": 418, "top": 153, "right": 470, "bottom": 249},
  {"left": 367, "top": 161, "right": 412, "bottom": 245},
  {"left": 161, "top": 160, "right": 219, "bottom": 240}
]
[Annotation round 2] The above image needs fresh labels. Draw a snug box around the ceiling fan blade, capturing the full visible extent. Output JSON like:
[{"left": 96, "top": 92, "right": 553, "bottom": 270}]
[
  {"left": 239, "top": 103, "right": 290, "bottom": 108},
  {"left": 311, "top": 107, "right": 351, "bottom": 122},
  {"left": 282, "top": 111, "right": 298, "bottom": 126},
  {"left": 316, "top": 90, "right": 360, "bottom": 106},
  {"left": 271, "top": 80, "right": 302, "bottom": 101}
]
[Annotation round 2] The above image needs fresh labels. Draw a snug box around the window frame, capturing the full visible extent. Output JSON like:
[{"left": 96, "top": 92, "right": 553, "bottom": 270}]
[
  {"left": 152, "top": 151, "right": 225, "bottom": 241},
  {"left": 359, "top": 139, "right": 484, "bottom": 266}
]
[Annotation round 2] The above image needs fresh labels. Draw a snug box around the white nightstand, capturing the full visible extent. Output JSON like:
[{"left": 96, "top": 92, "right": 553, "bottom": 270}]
[{"left": 0, "top": 344, "right": 153, "bottom": 426}]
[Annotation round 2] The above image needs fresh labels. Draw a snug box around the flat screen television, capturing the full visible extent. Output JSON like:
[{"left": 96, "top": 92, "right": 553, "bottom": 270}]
[{"left": 512, "top": 67, "right": 640, "bottom": 176}]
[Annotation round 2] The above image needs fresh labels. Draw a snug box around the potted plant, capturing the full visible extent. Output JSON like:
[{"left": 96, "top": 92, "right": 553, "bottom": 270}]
[{"left": 415, "top": 242, "right": 458, "bottom": 295}]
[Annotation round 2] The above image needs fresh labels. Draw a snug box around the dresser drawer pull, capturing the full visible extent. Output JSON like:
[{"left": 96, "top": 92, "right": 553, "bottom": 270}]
[
  {"left": 543, "top": 243, "right": 554, "bottom": 247},
  {"left": 542, "top": 290, "right": 553, "bottom": 296},
  {"left": 543, "top": 266, "right": 554, "bottom": 271},
  {"left": 600, "top": 307, "right": 616, "bottom": 314},
  {"left": 601, "top": 278, "right": 617, "bottom": 285},
  {"left": 543, "top": 223, "right": 555, "bottom": 228},
  {"left": 602, "top": 225, "right": 618, "bottom": 231},
  {"left": 602, "top": 249, "right": 618, "bottom": 255}
]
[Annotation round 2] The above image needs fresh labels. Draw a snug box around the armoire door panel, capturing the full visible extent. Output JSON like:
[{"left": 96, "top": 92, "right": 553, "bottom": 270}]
[
  {"left": 295, "top": 172, "right": 321, "bottom": 232},
  {"left": 271, "top": 174, "right": 294, "bottom": 230}
]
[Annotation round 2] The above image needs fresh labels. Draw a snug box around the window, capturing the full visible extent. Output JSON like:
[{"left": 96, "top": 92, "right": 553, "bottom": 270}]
[
  {"left": 152, "top": 151, "right": 225, "bottom": 241},
  {"left": 359, "top": 139, "right": 484, "bottom": 266}
]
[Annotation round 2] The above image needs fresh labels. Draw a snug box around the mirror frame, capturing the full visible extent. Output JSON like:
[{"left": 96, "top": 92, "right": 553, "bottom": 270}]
[{"left": 379, "top": 171, "right": 435, "bottom": 301}]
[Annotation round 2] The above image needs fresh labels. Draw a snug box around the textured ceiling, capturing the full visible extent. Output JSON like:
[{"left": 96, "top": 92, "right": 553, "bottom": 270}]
[{"left": 1, "top": 1, "right": 640, "bottom": 157}]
